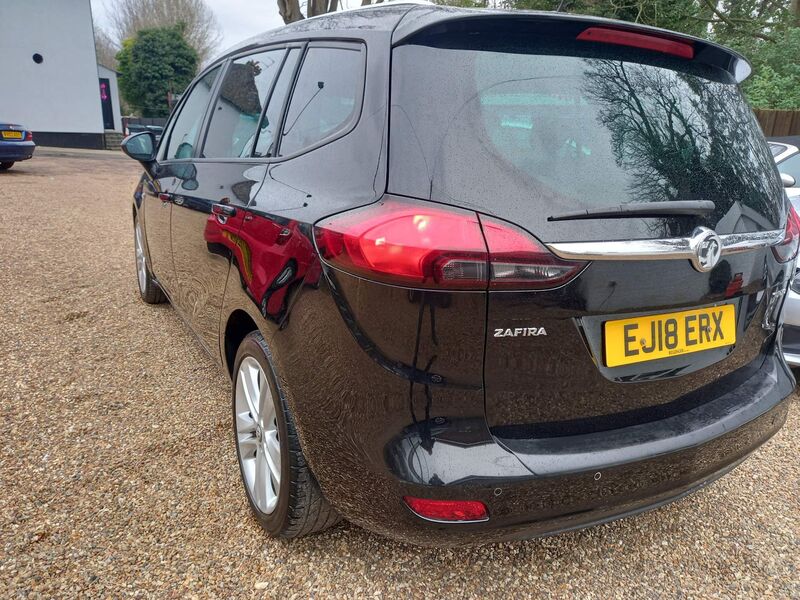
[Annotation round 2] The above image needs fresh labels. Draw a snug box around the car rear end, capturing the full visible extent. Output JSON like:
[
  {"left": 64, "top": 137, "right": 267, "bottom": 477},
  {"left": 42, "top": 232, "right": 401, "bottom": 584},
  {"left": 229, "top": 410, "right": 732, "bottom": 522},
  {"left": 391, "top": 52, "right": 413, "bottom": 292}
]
[
  {"left": 291, "top": 11, "right": 796, "bottom": 545},
  {"left": 0, "top": 123, "right": 35, "bottom": 164}
]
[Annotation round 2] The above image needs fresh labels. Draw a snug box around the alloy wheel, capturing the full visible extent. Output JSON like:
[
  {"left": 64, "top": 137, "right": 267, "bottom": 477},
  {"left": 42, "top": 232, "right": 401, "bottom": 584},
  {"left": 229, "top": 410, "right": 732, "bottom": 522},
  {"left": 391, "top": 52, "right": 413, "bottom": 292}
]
[
  {"left": 134, "top": 221, "right": 147, "bottom": 293},
  {"left": 235, "top": 356, "right": 281, "bottom": 514}
]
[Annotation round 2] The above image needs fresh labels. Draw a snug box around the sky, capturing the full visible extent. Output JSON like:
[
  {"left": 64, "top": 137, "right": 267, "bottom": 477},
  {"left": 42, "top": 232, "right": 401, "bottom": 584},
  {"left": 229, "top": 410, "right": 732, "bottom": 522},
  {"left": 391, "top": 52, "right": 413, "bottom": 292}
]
[{"left": 89, "top": 0, "right": 286, "bottom": 59}]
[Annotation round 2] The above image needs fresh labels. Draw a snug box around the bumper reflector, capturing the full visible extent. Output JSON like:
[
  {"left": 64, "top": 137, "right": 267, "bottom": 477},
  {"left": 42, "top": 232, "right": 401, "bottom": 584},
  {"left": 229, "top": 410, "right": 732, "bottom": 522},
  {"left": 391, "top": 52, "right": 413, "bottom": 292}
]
[{"left": 403, "top": 496, "right": 488, "bottom": 522}]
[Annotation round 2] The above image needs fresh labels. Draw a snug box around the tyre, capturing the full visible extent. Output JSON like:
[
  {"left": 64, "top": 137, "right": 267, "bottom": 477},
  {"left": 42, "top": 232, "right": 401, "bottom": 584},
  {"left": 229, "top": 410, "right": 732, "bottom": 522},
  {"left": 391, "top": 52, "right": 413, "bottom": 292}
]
[
  {"left": 232, "top": 331, "right": 340, "bottom": 538},
  {"left": 134, "top": 214, "right": 166, "bottom": 304},
  {"left": 0, "top": 162, "right": 14, "bottom": 170}
]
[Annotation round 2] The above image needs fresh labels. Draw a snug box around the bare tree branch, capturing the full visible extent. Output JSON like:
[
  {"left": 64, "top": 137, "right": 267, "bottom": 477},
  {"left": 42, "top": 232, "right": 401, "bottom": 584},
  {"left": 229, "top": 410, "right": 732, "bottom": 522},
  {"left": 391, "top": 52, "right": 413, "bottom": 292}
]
[{"left": 105, "top": 0, "right": 222, "bottom": 62}]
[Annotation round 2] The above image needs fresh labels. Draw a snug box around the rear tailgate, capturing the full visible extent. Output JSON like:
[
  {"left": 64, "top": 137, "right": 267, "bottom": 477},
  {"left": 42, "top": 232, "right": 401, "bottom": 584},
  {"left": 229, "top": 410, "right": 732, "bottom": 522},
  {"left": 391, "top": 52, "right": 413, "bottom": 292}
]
[{"left": 389, "top": 16, "right": 790, "bottom": 442}]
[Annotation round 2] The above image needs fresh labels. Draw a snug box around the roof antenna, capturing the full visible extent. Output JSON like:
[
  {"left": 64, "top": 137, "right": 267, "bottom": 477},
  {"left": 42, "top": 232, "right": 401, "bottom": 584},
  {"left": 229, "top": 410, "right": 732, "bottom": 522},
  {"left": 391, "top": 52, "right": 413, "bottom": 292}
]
[{"left": 556, "top": 0, "right": 567, "bottom": 11}]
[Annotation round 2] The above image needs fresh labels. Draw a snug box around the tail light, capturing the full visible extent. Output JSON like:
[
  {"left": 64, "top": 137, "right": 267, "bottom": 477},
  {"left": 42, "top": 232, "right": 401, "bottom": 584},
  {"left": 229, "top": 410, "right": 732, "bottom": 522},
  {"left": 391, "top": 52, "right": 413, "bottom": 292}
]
[
  {"left": 772, "top": 205, "right": 800, "bottom": 263},
  {"left": 403, "top": 496, "right": 488, "bottom": 522},
  {"left": 25, "top": 131, "right": 33, "bottom": 141},
  {"left": 480, "top": 215, "right": 586, "bottom": 289},
  {"left": 314, "top": 198, "right": 586, "bottom": 290},
  {"left": 577, "top": 27, "right": 694, "bottom": 60},
  {"left": 314, "top": 199, "right": 487, "bottom": 289}
]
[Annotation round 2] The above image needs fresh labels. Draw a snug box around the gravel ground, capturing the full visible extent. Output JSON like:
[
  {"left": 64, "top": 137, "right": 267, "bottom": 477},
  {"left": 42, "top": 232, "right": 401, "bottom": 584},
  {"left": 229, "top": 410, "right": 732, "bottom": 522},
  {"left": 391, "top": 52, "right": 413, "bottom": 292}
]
[{"left": 0, "top": 150, "right": 798, "bottom": 598}]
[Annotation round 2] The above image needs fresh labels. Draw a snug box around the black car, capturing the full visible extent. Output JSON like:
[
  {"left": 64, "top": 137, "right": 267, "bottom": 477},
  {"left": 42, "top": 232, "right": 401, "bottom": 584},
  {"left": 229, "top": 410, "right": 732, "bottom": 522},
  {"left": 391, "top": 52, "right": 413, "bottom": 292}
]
[
  {"left": 121, "top": 5, "right": 796, "bottom": 546},
  {"left": 0, "top": 122, "right": 35, "bottom": 170}
]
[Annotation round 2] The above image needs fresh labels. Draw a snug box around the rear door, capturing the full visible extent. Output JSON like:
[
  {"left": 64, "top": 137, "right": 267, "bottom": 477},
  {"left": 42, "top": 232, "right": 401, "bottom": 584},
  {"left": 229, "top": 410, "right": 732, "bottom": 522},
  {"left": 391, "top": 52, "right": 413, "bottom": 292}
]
[
  {"left": 168, "top": 47, "right": 291, "bottom": 356},
  {"left": 389, "top": 22, "right": 790, "bottom": 438}
]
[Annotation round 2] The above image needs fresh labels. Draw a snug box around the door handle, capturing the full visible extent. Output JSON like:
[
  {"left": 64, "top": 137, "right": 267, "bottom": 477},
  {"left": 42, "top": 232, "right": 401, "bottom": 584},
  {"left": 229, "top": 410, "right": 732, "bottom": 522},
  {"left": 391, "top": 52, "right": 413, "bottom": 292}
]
[
  {"left": 158, "top": 192, "right": 172, "bottom": 203},
  {"left": 212, "top": 204, "right": 237, "bottom": 217}
]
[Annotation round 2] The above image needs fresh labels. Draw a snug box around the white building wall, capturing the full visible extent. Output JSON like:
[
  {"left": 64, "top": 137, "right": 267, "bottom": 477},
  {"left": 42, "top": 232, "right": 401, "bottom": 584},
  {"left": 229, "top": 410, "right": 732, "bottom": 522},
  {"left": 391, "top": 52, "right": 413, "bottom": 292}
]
[
  {"left": 98, "top": 64, "right": 123, "bottom": 133},
  {"left": 0, "top": 0, "right": 104, "bottom": 137}
]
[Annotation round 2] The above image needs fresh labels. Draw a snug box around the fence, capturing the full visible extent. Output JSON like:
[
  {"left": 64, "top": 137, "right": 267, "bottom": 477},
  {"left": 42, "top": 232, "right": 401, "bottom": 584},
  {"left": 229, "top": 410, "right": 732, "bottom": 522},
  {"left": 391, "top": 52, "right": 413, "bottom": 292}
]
[{"left": 754, "top": 109, "right": 800, "bottom": 137}]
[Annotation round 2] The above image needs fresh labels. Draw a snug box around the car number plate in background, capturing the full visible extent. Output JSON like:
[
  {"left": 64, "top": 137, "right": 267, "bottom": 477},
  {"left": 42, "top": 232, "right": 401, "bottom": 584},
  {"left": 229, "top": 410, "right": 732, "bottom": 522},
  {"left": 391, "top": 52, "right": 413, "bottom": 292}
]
[
  {"left": 604, "top": 304, "right": 736, "bottom": 367},
  {"left": 1, "top": 131, "right": 23, "bottom": 139}
]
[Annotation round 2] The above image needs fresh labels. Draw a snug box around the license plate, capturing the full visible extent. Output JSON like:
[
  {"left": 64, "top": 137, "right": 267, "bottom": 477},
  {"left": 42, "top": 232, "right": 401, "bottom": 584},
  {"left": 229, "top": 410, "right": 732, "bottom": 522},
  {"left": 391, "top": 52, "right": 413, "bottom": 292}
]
[
  {"left": 1, "top": 131, "right": 23, "bottom": 139},
  {"left": 604, "top": 304, "right": 736, "bottom": 367}
]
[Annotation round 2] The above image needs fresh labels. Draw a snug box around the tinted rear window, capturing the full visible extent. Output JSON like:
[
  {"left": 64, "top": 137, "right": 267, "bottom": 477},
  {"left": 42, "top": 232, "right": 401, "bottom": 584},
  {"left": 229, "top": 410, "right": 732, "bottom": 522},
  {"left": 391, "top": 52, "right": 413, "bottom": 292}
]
[{"left": 389, "top": 35, "right": 783, "bottom": 241}]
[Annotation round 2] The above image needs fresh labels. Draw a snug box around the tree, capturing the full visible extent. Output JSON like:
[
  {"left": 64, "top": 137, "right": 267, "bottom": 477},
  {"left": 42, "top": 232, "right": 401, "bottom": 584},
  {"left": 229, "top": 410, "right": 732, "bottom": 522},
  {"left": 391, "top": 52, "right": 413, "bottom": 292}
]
[
  {"left": 276, "top": 0, "right": 385, "bottom": 25},
  {"left": 105, "top": 0, "right": 221, "bottom": 63},
  {"left": 94, "top": 27, "right": 120, "bottom": 70},
  {"left": 116, "top": 25, "right": 198, "bottom": 117}
]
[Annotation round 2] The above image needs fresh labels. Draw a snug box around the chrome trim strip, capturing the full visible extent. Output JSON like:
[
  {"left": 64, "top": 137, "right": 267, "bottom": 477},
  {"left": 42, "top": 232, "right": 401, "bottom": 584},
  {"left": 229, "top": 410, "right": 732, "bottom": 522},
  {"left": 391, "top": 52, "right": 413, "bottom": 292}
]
[
  {"left": 547, "top": 229, "right": 784, "bottom": 261},
  {"left": 782, "top": 352, "right": 800, "bottom": 367}
]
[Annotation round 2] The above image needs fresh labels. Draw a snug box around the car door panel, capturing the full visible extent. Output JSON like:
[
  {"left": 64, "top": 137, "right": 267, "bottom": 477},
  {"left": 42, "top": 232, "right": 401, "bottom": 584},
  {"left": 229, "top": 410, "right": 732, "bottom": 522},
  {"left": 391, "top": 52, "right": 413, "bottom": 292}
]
[
  {"left": 142, "top": 172, "right": 176, "bottom": 294},
  {"left": 170, "top": 163, "right": 267, "bottom": 356}
]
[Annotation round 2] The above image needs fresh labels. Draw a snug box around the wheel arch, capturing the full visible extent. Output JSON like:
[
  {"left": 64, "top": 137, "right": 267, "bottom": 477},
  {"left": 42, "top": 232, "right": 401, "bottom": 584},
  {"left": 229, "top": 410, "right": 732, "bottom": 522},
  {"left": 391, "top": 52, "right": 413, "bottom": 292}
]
[{"left": 224, "top": 309, "right": 260, "bottom": 378}]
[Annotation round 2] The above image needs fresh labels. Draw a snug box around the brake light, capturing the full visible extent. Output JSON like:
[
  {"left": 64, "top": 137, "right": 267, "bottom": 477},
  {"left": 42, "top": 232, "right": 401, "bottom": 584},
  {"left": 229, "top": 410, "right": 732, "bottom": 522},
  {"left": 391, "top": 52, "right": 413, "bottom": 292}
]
[
  {"left": 480, "top": 215, "right": 586, "bottom": 289},
  {"left": 25, "top": 131, "right": 33, "bottom": 141},
  {"left": 577, "top": 27, "right": 694, "bottom": 60},
  {"left": 772, "top": 205, "right": 800, "bottom": 263},
  {"left": 403, "top": 496, "right": 488, "bottom": 522},
  {"left": 314, "top": 198, "right": 586, "bottom": 290},
  {"left": 314, "top": 199, "right": 487, "bottom": 289}
]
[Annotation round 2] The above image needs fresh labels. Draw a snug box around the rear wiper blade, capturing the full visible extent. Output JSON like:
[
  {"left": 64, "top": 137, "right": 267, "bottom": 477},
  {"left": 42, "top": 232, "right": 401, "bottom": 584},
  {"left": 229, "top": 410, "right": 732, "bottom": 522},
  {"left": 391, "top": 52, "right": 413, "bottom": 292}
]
[{"left": 547, "top": 200, "right": 716, "bottom": 222}]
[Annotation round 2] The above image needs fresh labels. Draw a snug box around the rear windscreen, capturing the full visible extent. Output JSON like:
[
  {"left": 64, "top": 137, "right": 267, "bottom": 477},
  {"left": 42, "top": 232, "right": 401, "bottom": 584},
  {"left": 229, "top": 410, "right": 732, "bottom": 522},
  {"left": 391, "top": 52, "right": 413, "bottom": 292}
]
[{"left": 389, "top": 34, "right": 783, "bottom": 241}]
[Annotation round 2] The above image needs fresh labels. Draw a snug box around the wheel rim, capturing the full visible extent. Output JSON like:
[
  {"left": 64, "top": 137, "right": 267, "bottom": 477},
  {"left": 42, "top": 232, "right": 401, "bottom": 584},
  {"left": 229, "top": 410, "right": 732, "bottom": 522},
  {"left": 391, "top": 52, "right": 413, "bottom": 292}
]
[
  {"left": 235, "top": 356, "right": 281, "bottom": 514},
  {"left": 134, "top": 221, "right": 147, "bottom": 292}
]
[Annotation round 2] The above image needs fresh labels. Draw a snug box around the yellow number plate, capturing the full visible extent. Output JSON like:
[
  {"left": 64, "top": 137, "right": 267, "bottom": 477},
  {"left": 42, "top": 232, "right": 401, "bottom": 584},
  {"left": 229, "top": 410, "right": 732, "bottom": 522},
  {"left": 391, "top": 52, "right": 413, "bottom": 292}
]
[
  {"left": 604, "top": 304, "right": 736, "bottom": 367},
  {"left": 1, "top": 131, "right": 23, "bottom": 139}
]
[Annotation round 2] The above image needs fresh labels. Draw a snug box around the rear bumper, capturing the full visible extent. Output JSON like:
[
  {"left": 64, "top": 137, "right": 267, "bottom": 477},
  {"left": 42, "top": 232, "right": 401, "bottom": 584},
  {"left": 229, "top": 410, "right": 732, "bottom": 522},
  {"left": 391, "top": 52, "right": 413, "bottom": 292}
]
[
  {"left": 0, "top": 141, "right": 35, "bottom": 161},
  {"left": 316, "top": 352, "right": 792, "bottom": 546},
  {"left": 269, "top": 269, "right": 794, "bottom": 546}
]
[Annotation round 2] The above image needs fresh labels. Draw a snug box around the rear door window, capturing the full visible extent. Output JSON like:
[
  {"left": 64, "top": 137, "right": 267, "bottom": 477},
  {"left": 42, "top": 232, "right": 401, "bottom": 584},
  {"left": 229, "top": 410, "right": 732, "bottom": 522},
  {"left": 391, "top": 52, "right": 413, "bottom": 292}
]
[
  {"left": 163, "top": 66, "right": 220, "bottom": 160},
  {"left": 278, "top": 44, "right": 364, "bottom": 157},
  {"left": 202, "top": 49, "right": 285, "bottom": 159}
]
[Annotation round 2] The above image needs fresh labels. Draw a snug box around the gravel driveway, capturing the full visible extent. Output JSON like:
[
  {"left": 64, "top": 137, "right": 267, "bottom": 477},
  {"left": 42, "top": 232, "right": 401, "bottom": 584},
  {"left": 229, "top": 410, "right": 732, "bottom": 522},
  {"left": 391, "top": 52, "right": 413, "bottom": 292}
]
[{"left": 1, "top": 150, "right": 798, "bottom": 598}]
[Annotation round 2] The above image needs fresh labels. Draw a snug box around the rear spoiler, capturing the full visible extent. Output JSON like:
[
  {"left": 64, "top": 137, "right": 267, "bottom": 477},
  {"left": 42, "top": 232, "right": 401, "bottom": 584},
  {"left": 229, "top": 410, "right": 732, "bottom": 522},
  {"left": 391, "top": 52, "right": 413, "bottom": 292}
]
[{"left": 392, "top": 7, "right": 751, "bottom": 83}]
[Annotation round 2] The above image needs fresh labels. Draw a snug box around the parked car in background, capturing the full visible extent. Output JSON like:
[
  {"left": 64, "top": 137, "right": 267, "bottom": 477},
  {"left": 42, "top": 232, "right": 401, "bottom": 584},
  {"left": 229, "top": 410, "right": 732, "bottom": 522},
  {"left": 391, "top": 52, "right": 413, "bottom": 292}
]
[
  {"left": 121, "top": 5, "right": 797, "bottom": 546},
  {"left": 125, "top": 123, "right": 164, "bottom": 144},
  {"left": 770, "top": 137, "right": 800, "bottom": 366},
  {"left": 0, "top": 122, "right": 35, "bottom": 170},
  {"left": 769, "top": 136, "right": 800, "bottom": 199}
]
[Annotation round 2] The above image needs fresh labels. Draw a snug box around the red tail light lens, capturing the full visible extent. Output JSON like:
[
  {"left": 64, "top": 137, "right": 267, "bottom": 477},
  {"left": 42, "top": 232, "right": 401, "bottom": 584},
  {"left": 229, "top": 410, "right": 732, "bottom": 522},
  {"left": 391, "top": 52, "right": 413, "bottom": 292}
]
[
  {"left": 314, "top": 199, "right": 487, "bottom": 289},
  {"left": 314, "top": 198, "right": 586, "bottom": 290},
  {"left": 403, "top": 496, "right": 488, "bottom": 522},
  {"left": 480, "top": 215, "right": 586, "bottom": 290},
  {"left": 25, "top": 131, "right": 33, "bottom": 141},
  {"left": 577, "top": 27, "right": 694, "bottom": 60},
  {"left": 772, "top": 205, "right": 800, "bottom": 263}
]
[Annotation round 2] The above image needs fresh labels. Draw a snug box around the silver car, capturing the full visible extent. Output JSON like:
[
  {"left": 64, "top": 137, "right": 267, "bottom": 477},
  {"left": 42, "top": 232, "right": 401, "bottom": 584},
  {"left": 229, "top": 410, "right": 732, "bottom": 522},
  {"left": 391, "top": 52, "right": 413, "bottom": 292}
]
[
  {"left": 770, "top": 137, "right": 800, "bottom": 199},
  {"left": 771, "top": 137, "right": 800, "bottom": 366}
]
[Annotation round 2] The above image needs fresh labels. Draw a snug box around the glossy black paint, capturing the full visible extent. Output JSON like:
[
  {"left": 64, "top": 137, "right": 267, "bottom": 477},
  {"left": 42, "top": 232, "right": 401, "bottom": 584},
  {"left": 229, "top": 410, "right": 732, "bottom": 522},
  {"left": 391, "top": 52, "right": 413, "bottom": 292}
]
[{"left": 130, "top": 5, "right": 795, "bottom": 546}]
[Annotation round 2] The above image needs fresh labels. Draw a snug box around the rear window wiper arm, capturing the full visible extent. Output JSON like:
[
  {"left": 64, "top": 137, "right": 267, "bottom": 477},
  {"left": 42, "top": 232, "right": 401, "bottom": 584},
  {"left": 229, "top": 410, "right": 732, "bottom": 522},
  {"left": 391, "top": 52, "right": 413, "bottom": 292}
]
[{"left": 548, "top": 200, "right": 716, "bottom": 222}]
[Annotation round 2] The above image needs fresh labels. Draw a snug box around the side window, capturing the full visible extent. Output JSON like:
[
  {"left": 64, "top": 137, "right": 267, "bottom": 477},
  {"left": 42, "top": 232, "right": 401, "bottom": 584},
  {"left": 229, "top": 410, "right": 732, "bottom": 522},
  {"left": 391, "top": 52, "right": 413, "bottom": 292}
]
[
  {"left": 254, "top": 48, "right": 301, "bottom": 158},
  {"left": 203, "top": 50, "right": 284, "bottom": 159},
  {"left": 778, "top": 153, "right": 800, "bottom": 184},
  {"left": 279, "top": 45, "right": 364, "bottom": 157},
  {"left": 164, "top": 66, "right": 220, "bottom": 160}
]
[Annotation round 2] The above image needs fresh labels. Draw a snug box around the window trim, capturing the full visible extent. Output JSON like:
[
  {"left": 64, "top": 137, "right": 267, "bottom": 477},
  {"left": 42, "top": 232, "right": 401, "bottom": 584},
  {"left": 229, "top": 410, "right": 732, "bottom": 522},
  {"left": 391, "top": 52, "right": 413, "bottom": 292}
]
[{"left": 251, "top": 45, "right": 304, "bottom": 159}]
